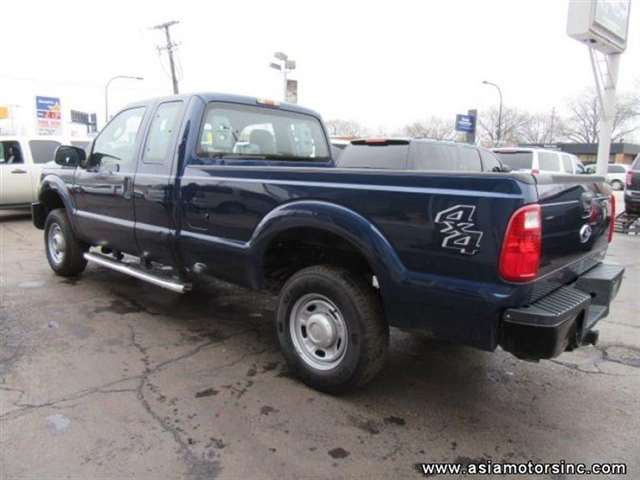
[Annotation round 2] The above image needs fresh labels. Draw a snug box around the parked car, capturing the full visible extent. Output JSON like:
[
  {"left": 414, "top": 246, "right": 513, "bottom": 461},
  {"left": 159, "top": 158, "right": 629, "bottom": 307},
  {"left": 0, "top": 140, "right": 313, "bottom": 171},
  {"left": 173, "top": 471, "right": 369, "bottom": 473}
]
[
  {"left": 0, "top": 136, "right": 93, "bottom": 209},
  {"left": 493, "top": 147, "right": 583, "bottom": 175},
  {"left": 32, "top": 93, "right": 623, "bottom": 392},
  {"left": 605, "top": 164, "right": 630, "bottom": 190},
  {"left": 625, "top": 154, "right": 640, "bottom": 214},
  {"left": 338, "top": 138, "right": 508, "bottom": 172}
]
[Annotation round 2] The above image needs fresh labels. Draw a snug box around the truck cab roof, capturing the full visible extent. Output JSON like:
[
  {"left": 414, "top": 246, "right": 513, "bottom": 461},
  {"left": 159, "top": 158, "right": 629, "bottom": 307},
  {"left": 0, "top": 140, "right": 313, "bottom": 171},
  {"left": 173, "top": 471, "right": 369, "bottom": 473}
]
[{"left": 124, "top": 92, "right": 324, "bottom": 120}]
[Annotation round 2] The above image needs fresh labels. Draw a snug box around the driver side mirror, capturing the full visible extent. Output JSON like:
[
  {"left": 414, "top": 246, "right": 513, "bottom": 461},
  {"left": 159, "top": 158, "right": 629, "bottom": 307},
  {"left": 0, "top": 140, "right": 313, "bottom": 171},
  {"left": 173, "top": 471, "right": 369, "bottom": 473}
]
[{"left": 54, "top": 145, "right": 86, "bottom": 168}]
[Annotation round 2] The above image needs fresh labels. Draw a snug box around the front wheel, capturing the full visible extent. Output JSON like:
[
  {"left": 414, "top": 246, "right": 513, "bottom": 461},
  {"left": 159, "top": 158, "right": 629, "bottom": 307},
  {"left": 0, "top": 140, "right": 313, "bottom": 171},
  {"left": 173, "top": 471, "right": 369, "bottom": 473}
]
[
  {"left": 44, "top": 209, "right": 88, "bottom": 277},
  {"left": 276, "top": 265, "right": 388, "bottom": 393},
  {"left": 611, "top": 180, "right": 624, "bottom": 191}
]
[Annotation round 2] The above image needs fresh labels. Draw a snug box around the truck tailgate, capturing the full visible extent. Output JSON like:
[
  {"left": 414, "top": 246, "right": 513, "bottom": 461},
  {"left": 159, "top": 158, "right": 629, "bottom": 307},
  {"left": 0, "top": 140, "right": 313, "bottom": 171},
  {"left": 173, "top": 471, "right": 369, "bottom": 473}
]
[{"left": 534, "top": 174, "right": 613, "bottom": 293}]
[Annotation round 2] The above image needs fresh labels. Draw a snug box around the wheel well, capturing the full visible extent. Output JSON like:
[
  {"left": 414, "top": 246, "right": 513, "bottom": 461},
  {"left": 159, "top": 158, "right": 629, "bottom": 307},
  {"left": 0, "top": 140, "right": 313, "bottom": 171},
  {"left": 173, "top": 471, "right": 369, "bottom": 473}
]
[
  {"left": 262, "top": 227, "right": 376, "bottom": 290},
  {"left": 40, "top": 188, "right": 65, "bottom": 215}
]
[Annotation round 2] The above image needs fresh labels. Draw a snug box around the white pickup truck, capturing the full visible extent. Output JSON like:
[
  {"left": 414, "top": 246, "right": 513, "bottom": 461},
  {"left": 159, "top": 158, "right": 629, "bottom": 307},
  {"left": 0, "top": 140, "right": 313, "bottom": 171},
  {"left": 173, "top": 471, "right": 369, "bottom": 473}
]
[{"left": 0, "top": 136, "right": 91, "bottom": 209}]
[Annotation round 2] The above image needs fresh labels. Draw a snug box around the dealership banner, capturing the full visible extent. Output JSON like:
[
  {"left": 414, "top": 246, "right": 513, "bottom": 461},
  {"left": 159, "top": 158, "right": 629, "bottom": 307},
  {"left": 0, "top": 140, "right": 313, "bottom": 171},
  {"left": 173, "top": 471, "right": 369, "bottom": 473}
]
[{"left": 36, "top": 96, "right": 62, "bottom": 135}]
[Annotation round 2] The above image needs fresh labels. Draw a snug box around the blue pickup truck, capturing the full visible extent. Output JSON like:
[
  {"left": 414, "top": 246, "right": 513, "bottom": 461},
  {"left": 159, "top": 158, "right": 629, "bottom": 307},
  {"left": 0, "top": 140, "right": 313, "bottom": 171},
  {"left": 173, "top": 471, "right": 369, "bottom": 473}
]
[{"left": 32, "top": 93, "right": 624, "bottom": 392}]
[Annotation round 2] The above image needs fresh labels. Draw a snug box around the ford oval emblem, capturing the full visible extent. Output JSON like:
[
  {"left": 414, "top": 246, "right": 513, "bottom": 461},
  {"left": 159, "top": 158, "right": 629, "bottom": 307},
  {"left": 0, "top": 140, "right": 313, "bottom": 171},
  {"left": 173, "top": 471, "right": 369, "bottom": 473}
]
[{"left": 579, "top": 224, "right": 593, "bottom": 243}]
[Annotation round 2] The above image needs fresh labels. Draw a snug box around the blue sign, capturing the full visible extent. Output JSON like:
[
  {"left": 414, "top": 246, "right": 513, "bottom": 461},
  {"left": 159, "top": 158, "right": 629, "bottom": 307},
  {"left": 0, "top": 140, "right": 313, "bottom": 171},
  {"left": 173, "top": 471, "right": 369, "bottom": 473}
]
[
  {"left": 455, "top": 114, "right": 476, "bottom": 133},
  {"left": 35, "top": 96, "right": 62, "bottom": 135}
]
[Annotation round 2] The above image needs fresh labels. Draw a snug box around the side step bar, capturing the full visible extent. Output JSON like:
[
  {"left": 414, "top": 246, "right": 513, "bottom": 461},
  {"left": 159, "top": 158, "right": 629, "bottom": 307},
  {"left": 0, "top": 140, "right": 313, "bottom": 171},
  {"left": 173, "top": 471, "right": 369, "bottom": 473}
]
[{"left": 84, "top": 252, "right": 191, "bottom": 294}]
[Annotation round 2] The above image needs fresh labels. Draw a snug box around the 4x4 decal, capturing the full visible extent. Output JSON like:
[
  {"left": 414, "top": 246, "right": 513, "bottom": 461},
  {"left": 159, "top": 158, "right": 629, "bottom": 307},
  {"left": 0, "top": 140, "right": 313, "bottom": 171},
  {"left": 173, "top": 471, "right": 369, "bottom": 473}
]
[{"left": 434, "top": 205, "right": 483, "bottom": 255}]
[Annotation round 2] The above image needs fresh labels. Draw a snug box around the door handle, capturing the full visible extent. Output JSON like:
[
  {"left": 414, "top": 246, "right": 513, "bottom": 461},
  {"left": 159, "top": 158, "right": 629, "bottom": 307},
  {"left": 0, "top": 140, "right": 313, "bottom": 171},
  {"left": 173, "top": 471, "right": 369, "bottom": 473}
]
[{"left": 11, "top": 169, "right": 27, "bottom": 174}]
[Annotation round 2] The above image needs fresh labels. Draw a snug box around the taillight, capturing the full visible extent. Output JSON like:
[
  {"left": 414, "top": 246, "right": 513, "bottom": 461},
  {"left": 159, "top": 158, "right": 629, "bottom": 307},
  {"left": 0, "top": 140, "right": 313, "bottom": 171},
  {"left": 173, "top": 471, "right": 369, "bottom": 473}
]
[
  {"left": 499, "top": 204, "right": 542, "bottom": 282},
  {"left": 608, "top": 194, "right": 616, "bottom": 243},
  {"left": 626, "top": 170, "right": 633, "bottom": 187},
  {"left": 531, "top": 169, "right": 540, "bottom": 175}
]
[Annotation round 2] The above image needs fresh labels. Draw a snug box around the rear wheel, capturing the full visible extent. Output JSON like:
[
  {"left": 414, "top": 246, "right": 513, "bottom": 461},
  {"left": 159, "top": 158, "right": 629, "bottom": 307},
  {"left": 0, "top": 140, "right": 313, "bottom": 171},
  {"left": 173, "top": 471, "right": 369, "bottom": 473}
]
[
  {"left": 276, "top": 265, "right": 388, "bottom": 393},
  {"left": 611, "top": 180, "right": 624, "bottom": 191},
  {"left": 44, "top": 209, "right": 88, "bottom": 277}
]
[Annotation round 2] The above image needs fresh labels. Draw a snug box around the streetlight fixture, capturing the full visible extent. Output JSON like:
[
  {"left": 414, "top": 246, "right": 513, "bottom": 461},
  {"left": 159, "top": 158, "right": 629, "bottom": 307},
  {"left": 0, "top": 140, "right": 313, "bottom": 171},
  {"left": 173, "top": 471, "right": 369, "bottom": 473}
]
[
  {"left": 105, "top": 75, "right": 144, "bottom": 123},
  {"left": 269, "top": 52, "right": 296, "bottom": 102},
  {"left": 482, "top": 80, "right": 503, "bottom": 145}
]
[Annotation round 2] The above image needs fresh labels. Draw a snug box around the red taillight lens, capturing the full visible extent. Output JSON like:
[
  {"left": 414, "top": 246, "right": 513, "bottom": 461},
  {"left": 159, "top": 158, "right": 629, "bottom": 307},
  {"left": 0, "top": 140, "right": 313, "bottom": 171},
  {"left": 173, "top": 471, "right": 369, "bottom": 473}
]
[
  {"left": 499, "top": 204, "right": 542, "bottom": 282},
  {"left": 626, "top": 170, "right": 633, "bottom": 187},
  {"left": 531, "top": 169, "right": 540, "bottom": 175},
  {"left": 608, "top": 194, "right": 616, "bottom": 243}
]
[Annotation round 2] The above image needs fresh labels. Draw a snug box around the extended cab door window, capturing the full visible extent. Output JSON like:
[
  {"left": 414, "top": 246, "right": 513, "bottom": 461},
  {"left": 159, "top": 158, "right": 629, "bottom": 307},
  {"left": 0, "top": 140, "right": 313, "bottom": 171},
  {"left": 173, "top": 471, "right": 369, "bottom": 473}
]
[
  {"left": 143, "top": 101, "right": 183, "bottom": 164},
  {"left": 196, "top": 103, "right": 329, "bottom": 162}
]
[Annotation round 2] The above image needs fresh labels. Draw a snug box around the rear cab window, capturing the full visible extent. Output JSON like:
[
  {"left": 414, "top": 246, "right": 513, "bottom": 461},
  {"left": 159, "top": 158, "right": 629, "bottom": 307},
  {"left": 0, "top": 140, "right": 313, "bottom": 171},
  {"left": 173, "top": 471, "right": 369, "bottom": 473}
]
[
  {"left": 494, "top": 151, "right": 533, "bottom": 171},
  {"left": 196, "top": 103, "right": 329, "bottom": 163}
]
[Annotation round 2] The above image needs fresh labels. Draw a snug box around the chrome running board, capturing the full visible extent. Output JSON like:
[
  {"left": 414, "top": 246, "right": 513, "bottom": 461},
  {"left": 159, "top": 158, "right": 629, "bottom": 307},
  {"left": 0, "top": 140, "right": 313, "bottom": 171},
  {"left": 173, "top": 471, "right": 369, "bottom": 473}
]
[{"left": 84, "top": 252, "right": 191, "bottom": 294}]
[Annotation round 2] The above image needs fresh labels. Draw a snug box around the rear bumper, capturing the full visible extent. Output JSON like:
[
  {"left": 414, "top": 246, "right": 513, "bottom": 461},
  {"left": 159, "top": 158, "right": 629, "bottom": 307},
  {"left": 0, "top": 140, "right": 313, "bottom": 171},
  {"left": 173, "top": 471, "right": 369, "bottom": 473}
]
[
  {"left": 499, "top": 263, "right": 624, "bottom": 360},
  {"left": 31, "top": 202, "right": 46, "bottom": 229}
]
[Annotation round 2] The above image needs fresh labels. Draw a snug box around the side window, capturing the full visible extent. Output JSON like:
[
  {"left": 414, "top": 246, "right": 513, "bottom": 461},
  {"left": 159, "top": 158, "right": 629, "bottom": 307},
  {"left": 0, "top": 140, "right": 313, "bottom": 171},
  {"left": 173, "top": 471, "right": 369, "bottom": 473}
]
[
  {"left": 143, "top": 101, "right": 183, "bottom": 164},
  {"left": 539, "top": 152, "right": 561, "bottom": 172},
  {"left": 0, "top": 141, "right": 23, "bottom": 164},
  {"left": 561, "top": 154, "right": 573, "bottom": 173},
  {"left": 632, "top": 154, "right": 640, "bottom": 170},
  {"left": 457, "top": 146, "right": 482, "bottom": 172},
  {"left": 92, "top": 107, "right": 146, "bottom": 168},
  {"left": 480, "top": 149, "right": 502, "bottom": 172},
  {"left": 609, "top": 165, "right": 624, "bottom": 173},
  {"left": 29, "top": 140, "right": 62, "bottom": 164}
]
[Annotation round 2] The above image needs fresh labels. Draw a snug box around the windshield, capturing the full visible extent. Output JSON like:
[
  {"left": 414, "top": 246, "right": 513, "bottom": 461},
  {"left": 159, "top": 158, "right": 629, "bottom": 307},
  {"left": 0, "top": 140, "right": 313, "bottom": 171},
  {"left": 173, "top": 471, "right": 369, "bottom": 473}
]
[
  {"left": 494, "top": 151, "right": 533, "bottom": 170},
  {"left": 197, "top": 103, "right": 329, "bottom": 162}
]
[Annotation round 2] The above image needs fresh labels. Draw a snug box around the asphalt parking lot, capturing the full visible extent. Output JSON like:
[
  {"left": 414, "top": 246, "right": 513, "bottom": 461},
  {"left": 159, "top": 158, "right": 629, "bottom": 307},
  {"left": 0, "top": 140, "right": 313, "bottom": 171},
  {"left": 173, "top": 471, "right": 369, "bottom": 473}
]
[{"left": 1, "top": 205, "right": 639, "bottom": 480}]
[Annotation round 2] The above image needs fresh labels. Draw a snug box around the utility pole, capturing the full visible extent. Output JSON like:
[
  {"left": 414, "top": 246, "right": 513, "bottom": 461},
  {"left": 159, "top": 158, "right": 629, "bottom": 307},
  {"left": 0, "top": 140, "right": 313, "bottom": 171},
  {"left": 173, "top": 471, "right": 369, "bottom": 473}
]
[
  {"left": 152, "top": 20, "right": 180, "bottom": 94},
  {"left": 549, "top": 107, "right": 556, "bottom": 144}
]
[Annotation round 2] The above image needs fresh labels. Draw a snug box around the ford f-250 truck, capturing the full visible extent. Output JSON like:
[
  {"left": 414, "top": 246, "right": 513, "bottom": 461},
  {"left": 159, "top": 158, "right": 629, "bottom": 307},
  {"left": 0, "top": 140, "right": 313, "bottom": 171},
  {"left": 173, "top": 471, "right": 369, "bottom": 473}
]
[{"left": 32, "top": 93, "right": 624, "bottom": 392}]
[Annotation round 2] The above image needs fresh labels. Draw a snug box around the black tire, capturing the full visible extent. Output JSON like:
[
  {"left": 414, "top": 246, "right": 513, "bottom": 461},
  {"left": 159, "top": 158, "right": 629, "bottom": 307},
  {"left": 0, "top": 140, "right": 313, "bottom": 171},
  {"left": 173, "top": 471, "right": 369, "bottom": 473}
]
[
  {"left": 611, "top": 180, "right": 624, "bottom": 191},
  {"left": 276, "top": 265, "right": 388, "bottom": 393},
  {"left": 44, "top": 208, "right": 88, "bottom": 277}
]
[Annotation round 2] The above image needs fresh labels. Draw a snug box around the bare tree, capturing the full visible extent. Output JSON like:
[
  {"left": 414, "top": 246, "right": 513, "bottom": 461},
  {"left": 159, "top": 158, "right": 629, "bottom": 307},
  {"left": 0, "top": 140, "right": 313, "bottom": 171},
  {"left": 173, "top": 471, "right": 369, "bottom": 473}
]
[
  {"left": 519, "top": 110, "right": 562, "bottom": 145},
  {"left": 478, "top": 107, "right": 529, "bottom": 146},
  {"left": 402, "top": 116, "right": 456, "bottom": 140},
  {"left": 560, "top": 88, "right": 640, "bottom": 143},
  {"left": 324, "top": 119, "right": 366, "bottom": 138}
]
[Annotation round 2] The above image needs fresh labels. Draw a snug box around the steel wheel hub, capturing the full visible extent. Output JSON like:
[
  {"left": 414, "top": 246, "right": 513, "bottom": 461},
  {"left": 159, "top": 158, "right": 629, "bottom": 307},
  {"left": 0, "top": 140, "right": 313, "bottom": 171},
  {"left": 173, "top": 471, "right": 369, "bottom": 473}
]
[
  {"left": 48, "top": 224, "right": 66, "bottom": 265},
  {"left": 289, "top": 294, "right": 348, "bottom": 370}
]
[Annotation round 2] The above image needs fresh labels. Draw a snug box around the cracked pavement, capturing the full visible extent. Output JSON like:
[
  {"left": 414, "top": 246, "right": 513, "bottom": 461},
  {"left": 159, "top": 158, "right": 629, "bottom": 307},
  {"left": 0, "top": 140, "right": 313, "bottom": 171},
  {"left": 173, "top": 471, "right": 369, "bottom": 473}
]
[{"left": 1, "top": 209, "right": 639, "bottom": 479}]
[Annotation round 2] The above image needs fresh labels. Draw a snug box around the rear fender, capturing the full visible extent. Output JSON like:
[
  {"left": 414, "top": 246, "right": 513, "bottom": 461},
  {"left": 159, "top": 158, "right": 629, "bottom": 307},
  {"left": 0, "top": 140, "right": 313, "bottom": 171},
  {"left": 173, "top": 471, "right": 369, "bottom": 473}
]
[{"left": 250, "top": 200, "right": 406, "bottom": 297}]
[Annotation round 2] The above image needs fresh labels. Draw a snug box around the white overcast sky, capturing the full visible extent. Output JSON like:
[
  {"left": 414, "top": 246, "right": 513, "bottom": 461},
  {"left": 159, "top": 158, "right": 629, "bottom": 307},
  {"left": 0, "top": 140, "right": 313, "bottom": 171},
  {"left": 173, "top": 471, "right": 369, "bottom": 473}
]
[{"left": 1, "top": 0, "right": 638, "bottom": 132}]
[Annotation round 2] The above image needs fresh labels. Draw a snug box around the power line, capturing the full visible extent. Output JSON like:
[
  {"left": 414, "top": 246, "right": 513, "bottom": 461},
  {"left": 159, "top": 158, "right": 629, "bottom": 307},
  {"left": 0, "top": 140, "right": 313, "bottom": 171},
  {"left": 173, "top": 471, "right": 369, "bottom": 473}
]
[{"left": 151, "top": 20, "right": 180, "bottom": 94}]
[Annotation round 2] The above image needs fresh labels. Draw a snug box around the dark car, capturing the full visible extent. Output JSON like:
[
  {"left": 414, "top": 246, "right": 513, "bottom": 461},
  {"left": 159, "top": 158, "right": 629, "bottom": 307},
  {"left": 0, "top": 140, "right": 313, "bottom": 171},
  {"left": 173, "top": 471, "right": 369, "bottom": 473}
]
[
  {"left": 337, "top": 138, "right": 507, "bottom": 172},
  {"left": 625, "top": 154, "right": 640, "bottom": 214}
]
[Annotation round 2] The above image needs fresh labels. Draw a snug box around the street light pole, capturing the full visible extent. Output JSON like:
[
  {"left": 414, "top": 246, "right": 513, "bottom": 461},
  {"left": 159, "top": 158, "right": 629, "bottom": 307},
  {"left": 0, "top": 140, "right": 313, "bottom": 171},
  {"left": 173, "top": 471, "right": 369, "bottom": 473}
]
[
  {"left": 269, "top": 52, "right": 296, "bottom": 102},
  {"left": 483, "top": 80, "right": 503, "bottom": 145},
  {"left": 104, "top": 75, "right": 144, "bottom": 124}
]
